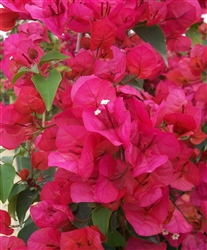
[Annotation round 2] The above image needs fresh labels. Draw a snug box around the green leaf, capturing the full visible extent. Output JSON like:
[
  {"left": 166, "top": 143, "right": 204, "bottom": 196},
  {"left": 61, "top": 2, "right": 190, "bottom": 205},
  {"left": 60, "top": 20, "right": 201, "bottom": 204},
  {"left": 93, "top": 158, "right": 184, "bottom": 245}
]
[
  {"left": 133, "top": 23, "right": 167, "bottom": 65},
  {"left": 18, "top": 219, "right": 38, "bottom": 243},
  {"left": 128, "top": 78, "right": 144, "bottom": 91},
  {"left": 73, "top": 203, "right": 92, "bottom": 228},
  {"left": 8, "top": 194, "right": 18, "bottom": 220},
  {"left": 203, "top": 40, "right": 207, "bottom": 46},
  {"left": 186, "top": 27, "right": 202, "bottom": 46},
  {"left": 32, "top": 68, "right": 62, "bottom": 111},
  {"left": 0, "top": 148, "right": 6, "bottom": 154},
  {"left": 8, "top": 183, "right": 27, "bottom": 201},
  {"left": 15, "top": 155, "right": 32, "bottom": 173},
  {"left": 0, "top": 163, "right": 16, "bottom": 203},
  {"left": 16, "top": 188, "right": 39, "bottom": 227},
  {"left": 106, "top": 228, "right": 126, "bottom": 247},
  {"left": 11, "top": 64, "right": 39, "bottom": 84},
  {"left": 11, "top": 67, "right": 29, "bottom": 84},
  {"left": 92, "top": 206, "right": 112, "bottom": 236},
  {"left": 102, "top": 244, "right": 116, "bottom": 250},
  {"left": 39, "top": 50, "right": 69, "bottom": 66},
  {"left": 1, "top": 155, "right": 14, "bottom": 164}
]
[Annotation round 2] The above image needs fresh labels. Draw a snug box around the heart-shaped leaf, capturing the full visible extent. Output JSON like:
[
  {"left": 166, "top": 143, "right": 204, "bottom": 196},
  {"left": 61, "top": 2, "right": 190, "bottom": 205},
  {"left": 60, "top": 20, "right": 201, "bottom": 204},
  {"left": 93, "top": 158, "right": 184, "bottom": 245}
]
[
  {"left": 32, "top": 69, "right": 62, "bottom": 111},
  {"left": 133, "top": 23, "right": 167, "bottom": 66}
]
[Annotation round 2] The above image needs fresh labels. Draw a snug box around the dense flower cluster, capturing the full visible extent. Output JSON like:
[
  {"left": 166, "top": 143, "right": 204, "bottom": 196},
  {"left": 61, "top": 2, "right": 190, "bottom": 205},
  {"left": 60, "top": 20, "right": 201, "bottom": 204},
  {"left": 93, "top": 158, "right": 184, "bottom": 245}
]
[{"left": 0, "top": 0, "right": 207, "bottom": 249}]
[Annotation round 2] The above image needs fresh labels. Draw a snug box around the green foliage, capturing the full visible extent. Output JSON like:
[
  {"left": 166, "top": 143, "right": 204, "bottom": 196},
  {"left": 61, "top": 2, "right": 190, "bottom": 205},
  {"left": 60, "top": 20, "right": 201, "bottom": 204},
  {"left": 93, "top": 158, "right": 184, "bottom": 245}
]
[
  {"left": 18, "top": 218, "right": 38, "bottom": 243},
  {"left": 39, "top": 50, "right": 69, "bottom": 66},
  {"left": 73, "top": 203, "right": 92, "bottom": 228},
  {"left": 11, "top": 65, "right": 39, "bottom": 84},
  {"left": 16, "top": 188, "right": 39, "bottom": 227},
  {"left": 133, "top": 23, "right": 167, "bottom": 65},
  {"left": 106, "top": 228, "right": 126, "bottom": 247},
  {"left": 32, "top": 68, "right": 62, "bottom": 111},
  {"left": 0, "top": 163, "right": 16, "bottom": 203},
  {"left": 186, "top": 24, "right": 202, "bottom": 46},
  {"left": 92, "top": 206, "right": 112, "bottom": 236},
  {"left": 8, "top": 183, "right": 27, "bottom": 201}
]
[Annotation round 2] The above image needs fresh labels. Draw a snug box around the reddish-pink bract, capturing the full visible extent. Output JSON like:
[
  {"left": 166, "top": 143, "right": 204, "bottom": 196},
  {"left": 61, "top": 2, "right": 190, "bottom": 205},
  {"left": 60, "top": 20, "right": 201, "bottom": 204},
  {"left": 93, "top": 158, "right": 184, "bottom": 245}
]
[
  {"left": 0, "top": 0, "right": 206, "bottom": 248},
  {"left": 27, "top": 227, "right": 61, "bottom": 250},
  {"left": 90, "top": 19, "right": 116, "bottom": 51},
  {"left": 60, "top": 226, "right": 104, "bottom": 250},
  {"left": 30, "top": 200, "right": 74, "bottom": 229},
  {"left": 126, "top": 237, "right": 167, "bottom": 250},
  {"left": 127, "top": 43, "right": 159, "bottom": 79},
  {"left": 14, "top": 86, "right": 46, "bottom": 115},
  {"left": 0, "top": 210, "right": 14, "bottom": 235},
  {"left": 0, "top": 236, "right": 26, "bottom": 249}
]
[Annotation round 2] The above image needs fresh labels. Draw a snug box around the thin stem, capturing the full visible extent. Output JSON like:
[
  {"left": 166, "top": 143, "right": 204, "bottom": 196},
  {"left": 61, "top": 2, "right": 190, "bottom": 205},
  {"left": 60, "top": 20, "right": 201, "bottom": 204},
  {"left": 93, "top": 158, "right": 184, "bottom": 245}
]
[{"left": 75, "top": 33, "right": 83, "bottom": 55}]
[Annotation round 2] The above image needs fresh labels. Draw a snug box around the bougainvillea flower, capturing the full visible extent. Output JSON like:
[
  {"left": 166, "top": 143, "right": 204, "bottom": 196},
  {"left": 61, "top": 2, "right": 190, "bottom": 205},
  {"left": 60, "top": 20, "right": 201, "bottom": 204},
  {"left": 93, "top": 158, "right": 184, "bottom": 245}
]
[
  {"left": 160, "top": 0, "right": 202, "bottom": 37},
  {"left": 170, "top": 161, "right": 202, "bottom": 191},
  {"left": 50, "top": 128, "right": 97, "bottom": 180},
  {"left": 66, "top": 50, "right": 95, "bottom": 78},
  {"left": 18, "top": 21, "right": 50, "bottom": 43},
  {"left": 71, "top": 75, "right": 116, "bottom": 118},
  {"left": 60, "top": 226, "right": 104, "bottom": 250},
  {"left": 14, "top": 86, "right": 46, "bottom": 115},
  {"left": 94, "top": 175, "right": 120, "bottom": 203},
  {"left": 70, "top": 181, "right": 95, "bottom": 203},
  {"left": 133, "top": 183, "right": 164, "bottom": 207},
  {"left": 167, "top": 36, "right": 192, "bottom": 52},
  {"left": 0, "top": 210, "right": 14, "bottom": 235},
  {"left": 0, "top": 7, "right": 19, "bottom": 31},
  {"left": 93, "top": 46, "right": 126, "bottom": 83},
  {"left": 40, "top": 181, "right": 72, "bottom": 205},
  {"left": 1, "top": 34, "right": 44, "bottom": 80},
  {"left": 162, "top": 207, "right": 193, "bottom": 247},
  {"left": 30, "top": 200, "right": 74, "bottom": 229},
  {"left": 31, "top": 151, "right": 50, "bottom": 170},
  {"left": 90, "top": 18, "right": 116, "bottom": 51},
  {"left": 126, "top": 121, "right": 180, "bottom": 177},
  {"left": 146, "top": 1, "right": 167, "bottom": 26},
  {"left": 165, "top": 88, "right": 188, "bottom": 114},
  {"left": 126, "top": 43, "right": 159, "bottom": 79},
  {"left": 126, "top": 236, "right": 167, "bottom": 250},
  {"left": 66, "top": 3, "right": 94, "bottom": 32},
  {"left": 0, "top": 104, "right": 26, "bottom": 149},
  {"left": 182, "top": 232, "right": 207, "bottom": 250},
  {"left": 25, "top": 0, "right": 68, "bottom": 38},
  {"left": 0, "top": 236, "right": 26, "bottom": 249},
  {"left": 195, "top": 84, "right": 207, "bottom": 104},
  {"left": 123, "top": 188, "right": 169, "bottom": 236},
  {"left": 83, "top": 97, "right": 131, "bottom": 147},
  {"left": 27, "top": 227, "right": 61, "bottom": 250}
]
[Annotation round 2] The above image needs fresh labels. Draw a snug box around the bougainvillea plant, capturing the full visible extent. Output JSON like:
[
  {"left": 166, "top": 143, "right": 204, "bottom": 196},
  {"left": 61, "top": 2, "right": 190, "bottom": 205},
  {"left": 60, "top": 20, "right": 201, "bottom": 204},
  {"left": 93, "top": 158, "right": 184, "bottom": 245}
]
[{"left": 0, "top": 0, "right": 207, "bottom": 249}]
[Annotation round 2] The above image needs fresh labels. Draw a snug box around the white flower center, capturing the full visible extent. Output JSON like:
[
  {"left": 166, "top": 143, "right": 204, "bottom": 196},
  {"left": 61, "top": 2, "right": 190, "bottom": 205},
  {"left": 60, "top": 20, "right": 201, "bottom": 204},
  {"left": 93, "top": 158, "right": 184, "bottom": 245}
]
[
  {"left": 100, "top": 99, "right": 110, "bottom": 105},
  {"left": 162, "top": 229, "right": 169, "bottom": 235},
  {"left": 94, "top": 109, "right": 101, "bottom": 115},
  {"left": 171, "top": 233, "right": 180, "bottom": 240}
]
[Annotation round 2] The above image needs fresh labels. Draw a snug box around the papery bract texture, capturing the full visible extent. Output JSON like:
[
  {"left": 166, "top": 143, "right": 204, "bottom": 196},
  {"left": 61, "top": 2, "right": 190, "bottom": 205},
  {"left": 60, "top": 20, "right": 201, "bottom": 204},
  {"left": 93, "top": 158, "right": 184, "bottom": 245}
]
[
  {"left": 0, "top": 210, "right": 14, "bottom": 235},
  {"left": 0, "top": 236, "right": 26, "bottom": 249},
  {"left": 127, "top": 43, "right": 159, "bottom": 79},
  {"left": 126, "top": 237, "right": 167, "bottom": 250},
  {"left": 27, "top": 227, "right": 61, "bottom": 250},
  {"left": 30, "top": 200, "right": 74, "bottom": 229},
  {"left": 60, "top": 226, "right": 104, "bottom": 250}
]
